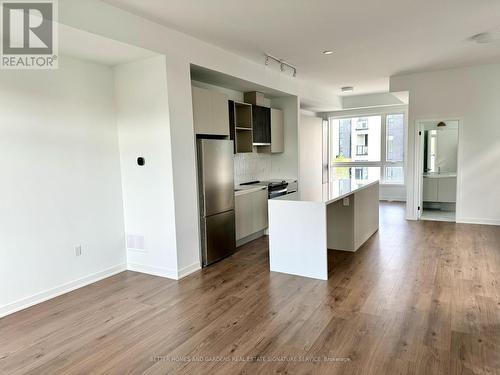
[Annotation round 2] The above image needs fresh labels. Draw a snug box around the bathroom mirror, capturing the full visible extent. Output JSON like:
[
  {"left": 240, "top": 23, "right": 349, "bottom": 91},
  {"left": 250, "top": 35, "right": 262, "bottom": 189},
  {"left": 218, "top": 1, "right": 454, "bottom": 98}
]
[{"left": 423, "top": 127, "right": 458, "bottom": 174}]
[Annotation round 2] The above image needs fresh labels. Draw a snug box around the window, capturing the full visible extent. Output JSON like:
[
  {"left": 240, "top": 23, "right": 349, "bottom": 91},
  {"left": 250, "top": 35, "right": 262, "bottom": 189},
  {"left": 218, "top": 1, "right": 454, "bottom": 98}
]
[
  {"left": 356, "top": 118, "right": 368, "bottom": 130},
  {"left": 330, "top": 115, "right": 381, "bottom": 162},
  {"left": 331, "top": 166, "right": 381, "bottom": 185},
  {"left": 385, "top": 114, "right": 404, "bottom": 184},
  {"left": 356, "top": 134, "right": 368, "bottom": 155},
  {"left": 355, "top": 167, "right": 368, "bottom": 180},
  {"left": 386, "top": 114, "right": 404, "bottom": 162},
  {"left": 329, "top": 113, "right": 405, "bottom": 184}
]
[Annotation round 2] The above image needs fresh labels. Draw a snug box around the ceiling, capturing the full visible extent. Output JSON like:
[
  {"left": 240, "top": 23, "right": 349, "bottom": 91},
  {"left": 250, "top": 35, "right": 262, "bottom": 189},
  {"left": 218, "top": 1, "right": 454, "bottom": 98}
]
[
  {"left": 60, "top": 24, "right": 158, "bottom": 66},
  {"left": 103, "top": 0, "right": 500, "bottom": 96}
]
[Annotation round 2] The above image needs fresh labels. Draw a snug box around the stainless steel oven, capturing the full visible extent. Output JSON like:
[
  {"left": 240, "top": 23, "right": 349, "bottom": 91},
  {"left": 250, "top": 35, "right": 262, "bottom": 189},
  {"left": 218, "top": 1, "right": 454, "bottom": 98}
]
[{"left": 240, "top": 180, "right": 289, "bottom": 199}]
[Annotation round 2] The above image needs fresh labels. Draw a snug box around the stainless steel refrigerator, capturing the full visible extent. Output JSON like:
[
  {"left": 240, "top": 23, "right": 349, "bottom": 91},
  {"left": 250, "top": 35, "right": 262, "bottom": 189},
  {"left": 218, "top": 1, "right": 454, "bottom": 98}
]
[{"left": 197, "top": 139, "right": 236, "bottom": 267}]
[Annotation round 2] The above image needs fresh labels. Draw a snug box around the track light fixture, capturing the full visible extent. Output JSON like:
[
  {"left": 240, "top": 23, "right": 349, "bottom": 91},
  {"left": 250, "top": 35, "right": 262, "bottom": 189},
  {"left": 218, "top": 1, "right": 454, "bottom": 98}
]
[{"left": 265, "top": 54, "right": 297, "bottom": 78}]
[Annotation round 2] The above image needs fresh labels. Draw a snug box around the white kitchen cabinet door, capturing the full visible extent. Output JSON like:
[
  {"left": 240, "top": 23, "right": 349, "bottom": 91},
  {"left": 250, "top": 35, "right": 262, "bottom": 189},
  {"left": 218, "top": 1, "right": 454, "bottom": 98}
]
[
  {"left": 235, "top": 193, "right": 253, "bottom": 241},
  {"left": 211, "top": 89, "right": 230, "bottom": 136},
  {"left": 437, "top": 177, "right": 457, "bottom": 203},
  {"left": 235, "top": 188, "right": 268, "bottom": 241},
  {"left": 252, "top": 189, "right": 268, "bottom": 232},
  {"left": 270, "top": 108, "right": 284, "bottom": 153},
  {"left": 423, "top": 177, "right": 438, "bottom": 202},
  {"left": 192, "top": 86, "right": 229, "bottom": 136},
  {"left": 192, "top": 86, "right": 212, "bottom": 135}
]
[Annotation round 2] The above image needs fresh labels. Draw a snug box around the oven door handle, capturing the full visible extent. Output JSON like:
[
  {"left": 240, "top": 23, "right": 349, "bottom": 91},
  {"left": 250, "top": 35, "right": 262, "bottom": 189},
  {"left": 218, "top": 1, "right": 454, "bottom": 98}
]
[{"left": 269, "top": 188, "right": 288, "bottom": 198}]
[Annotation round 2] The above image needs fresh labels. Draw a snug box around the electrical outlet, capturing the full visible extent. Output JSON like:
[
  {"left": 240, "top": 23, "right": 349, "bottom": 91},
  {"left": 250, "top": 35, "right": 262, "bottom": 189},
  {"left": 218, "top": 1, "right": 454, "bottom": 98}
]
[{"left": 75, "top": 245, "right": 82, "bottom": 257}]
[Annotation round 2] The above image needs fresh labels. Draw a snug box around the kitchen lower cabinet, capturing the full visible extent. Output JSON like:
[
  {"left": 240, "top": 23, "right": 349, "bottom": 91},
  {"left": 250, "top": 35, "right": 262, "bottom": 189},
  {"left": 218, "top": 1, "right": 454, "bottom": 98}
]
[
  {"left": 235, "top": 188, "right": 268, "bottom": 241},
  {"left": 235, "top": 192, "right": 253, "bottom": 240},
  {"left": 252, "top": 188, "right": 269, "bottom": 232}
]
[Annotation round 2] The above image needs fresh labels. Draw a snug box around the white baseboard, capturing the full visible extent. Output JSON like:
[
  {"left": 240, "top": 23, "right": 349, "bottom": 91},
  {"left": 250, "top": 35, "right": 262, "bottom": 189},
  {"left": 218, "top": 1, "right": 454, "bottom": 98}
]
[
  {"left": 0, "top": 263, "right": 127, "bottom": 319},
  {"left": 177, "top": 262, "right": 201, "bottom": 279},
  {"left": 456, "top": 217, "right": 500, "bottom": 226},
  {"left": 380, "top": 198, "right": 406, "bottom": 202},
  {"left": 127, "top": 261, "right": 201, "bottom": 280},
  {"left": 127, "top": 262, "right": 178, "bottom": 279},
  {"left": 379, "top": 185, "right": 406, "bottom": 202}
]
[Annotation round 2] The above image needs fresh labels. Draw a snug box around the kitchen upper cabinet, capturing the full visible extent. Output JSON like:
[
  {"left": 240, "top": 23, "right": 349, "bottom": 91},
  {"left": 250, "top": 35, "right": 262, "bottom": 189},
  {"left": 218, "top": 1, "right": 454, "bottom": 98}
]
[
  {"left": 192, "top": 86, "right": 211, "bottom": 133},
  {"left": 270, "top": 108, "right": 284, "bottom": 153},
  {"left": 229, "top": 100, "right": 253, "bottom": 154},
  {"left": 252, "top": 105, "right": 271, "bottom": 145},
  {"left": 192, "top": 86, "right": 229, "bottom": 136},
  {"left": 211, "top": 90, "right": 230, "bottom": 135}
]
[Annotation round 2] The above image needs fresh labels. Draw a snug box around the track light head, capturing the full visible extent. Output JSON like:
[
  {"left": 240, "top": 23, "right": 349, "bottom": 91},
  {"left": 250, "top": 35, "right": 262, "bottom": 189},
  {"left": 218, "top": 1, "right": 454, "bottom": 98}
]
[{"left": 264, "top": 54, "right": 297, "bottom": 78}]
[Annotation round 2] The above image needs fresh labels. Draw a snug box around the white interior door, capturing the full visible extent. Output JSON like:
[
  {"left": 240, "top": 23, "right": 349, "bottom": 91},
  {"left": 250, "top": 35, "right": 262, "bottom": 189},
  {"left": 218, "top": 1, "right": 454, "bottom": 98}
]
[{"left": 416, "top": 123, "right": 425, "bottom": 220}]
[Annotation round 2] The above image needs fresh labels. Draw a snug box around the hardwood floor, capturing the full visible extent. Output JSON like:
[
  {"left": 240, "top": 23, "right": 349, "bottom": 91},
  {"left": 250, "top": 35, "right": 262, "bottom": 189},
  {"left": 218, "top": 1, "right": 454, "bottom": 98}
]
[{"left": 1, "top": 202, "right": 500, "bottom": 374}]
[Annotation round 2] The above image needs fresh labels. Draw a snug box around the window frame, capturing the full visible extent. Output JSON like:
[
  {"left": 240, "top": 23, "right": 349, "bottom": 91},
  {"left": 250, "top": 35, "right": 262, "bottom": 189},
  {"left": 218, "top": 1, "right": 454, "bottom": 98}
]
[{"left": 329, "top": 112, "right": 405, "bottom": 185}]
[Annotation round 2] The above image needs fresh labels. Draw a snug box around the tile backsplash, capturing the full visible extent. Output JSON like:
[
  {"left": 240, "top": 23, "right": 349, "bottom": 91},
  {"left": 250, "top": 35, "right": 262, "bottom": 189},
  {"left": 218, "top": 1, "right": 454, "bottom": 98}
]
[{"left": 234, "top": 150, "right": 272, "bottom": 186}]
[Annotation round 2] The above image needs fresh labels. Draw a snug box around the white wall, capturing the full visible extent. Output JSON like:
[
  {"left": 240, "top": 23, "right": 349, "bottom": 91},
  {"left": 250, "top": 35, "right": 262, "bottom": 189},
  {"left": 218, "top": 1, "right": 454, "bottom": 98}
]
[
  {"left": 114, "top": 56, "right": 182, "bottom": 279},
  {"left": 342, "top": 92, "right": 405, "bottom": 109},
  {"left": 270, "top": 96, "right": 300, "bottom": 180},
  {"left": 0, "top": 55, "right": 126, "bottom": 317},
  {"left": 299, "top": 115, "right": 323, "bottom": 190},
  {"left": 58, "top": 1, "right": 335, "bottom": 276},
  {"left": 391, "top": 63, "right": 500, "bottom": 224}
]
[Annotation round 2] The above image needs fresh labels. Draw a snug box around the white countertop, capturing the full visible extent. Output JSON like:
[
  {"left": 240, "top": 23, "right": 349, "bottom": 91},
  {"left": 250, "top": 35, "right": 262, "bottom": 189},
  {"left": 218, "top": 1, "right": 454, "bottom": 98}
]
[
  {"left": 234, "top": 185, "right": 267, "bottom": 196},
  {"left": 423, "top": 172, "right": 457, "bottom": 179},
  {"left": 234, "top": 178, "right": 297, "bottom": 197},
  {"left": 272, "top": 168, "right": 379, "bottom": 204}
]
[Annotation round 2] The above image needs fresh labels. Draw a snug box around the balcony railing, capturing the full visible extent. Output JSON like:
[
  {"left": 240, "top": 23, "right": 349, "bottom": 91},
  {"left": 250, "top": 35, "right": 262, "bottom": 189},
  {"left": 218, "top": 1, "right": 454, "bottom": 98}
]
[{"left": 356, "top": 145, "right": 368, "bottom": 155}]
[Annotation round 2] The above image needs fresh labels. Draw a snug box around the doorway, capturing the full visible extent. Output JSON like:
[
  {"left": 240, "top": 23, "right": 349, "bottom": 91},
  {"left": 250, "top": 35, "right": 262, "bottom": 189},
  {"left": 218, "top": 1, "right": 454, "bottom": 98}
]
[{"left": 416, "top": 120, "right": 459, "bottom": 222}]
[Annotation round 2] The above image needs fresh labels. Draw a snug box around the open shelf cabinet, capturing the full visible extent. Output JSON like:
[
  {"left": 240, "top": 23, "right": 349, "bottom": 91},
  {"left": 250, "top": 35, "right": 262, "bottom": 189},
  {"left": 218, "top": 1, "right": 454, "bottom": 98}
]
[{"left": 229, "top": 100, "right": 253, "bottom": 153}]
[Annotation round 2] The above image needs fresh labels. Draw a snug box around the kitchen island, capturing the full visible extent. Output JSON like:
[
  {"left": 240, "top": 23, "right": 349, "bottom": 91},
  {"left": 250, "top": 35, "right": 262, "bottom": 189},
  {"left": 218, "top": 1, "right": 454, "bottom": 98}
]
[{"left": 268, "top": 168, "right": 379, "bottom": 280}]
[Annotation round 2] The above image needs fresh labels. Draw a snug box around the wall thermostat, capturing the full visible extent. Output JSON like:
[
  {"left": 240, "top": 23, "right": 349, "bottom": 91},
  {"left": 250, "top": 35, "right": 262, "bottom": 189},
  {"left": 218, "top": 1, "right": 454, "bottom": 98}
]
[{"left": 137, "top": 157, "right": 145, "bottom": 166}]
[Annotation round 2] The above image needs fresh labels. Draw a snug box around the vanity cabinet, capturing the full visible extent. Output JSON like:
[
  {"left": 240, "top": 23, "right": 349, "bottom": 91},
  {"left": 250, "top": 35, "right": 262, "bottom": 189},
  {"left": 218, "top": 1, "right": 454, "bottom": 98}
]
[
  {"left": 437, "top": 177, "right": 457, "bottom": 202},
  {"left": 423, "top": 177, "right": 438, "bottom": 202},
  {"left": 423, "top": 176, "right": 456, "bottom": 203},
  {"left": 192, "top": 86, "right": 229, "bottom": 136},
  {"left": 235, "top": 188, "right": 268, "bottom": 241}
]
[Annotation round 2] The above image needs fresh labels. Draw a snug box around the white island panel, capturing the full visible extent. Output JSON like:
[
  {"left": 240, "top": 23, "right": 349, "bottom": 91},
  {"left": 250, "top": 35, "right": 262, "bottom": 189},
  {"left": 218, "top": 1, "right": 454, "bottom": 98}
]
[
  {"left": 269, "top": 199, "right": 328, "bottom": 280},
  {"left": 268, "top": 167, "right": 380, "bottom": 281}
]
